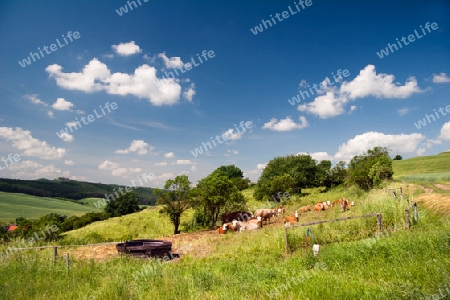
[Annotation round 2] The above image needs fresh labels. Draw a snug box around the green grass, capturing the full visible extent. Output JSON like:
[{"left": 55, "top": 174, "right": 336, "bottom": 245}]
[
  {"left": 0, "top": 192, "right": 100, "bottom": 223},
  {"left": 393, "top": 151, "right": 450, "bottom": 178},
  {"left": 399, "top": 172, "right": 450, "bottom": 183}
]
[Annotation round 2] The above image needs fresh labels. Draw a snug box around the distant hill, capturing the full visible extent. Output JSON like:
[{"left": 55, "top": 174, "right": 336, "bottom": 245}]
[
  {"left": 0, "top": 178, "right": 158, "bottom": 205},
  {"left": 392, "top": 151, "right": 450, "bottom": 179},
  {"left": 0, "top": 192, "right": 100, "bottom": 223}
]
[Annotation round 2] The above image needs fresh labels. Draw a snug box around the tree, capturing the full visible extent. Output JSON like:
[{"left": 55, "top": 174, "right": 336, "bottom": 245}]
[
  {"left": 104, "top": 191, "right": 141, "bottom": 217},
  {"left": 393, "top": 155, "right": 403, "bottom": 160},
  {"left": 327, "top": 161, "right": 347, "bottom": 187},
  {"left": 346, "top": 147, "right": 393, "bottom": 190},
  {"left": 192, "top": 172, "right": 245, "bottom": 229},
  {"left": 211, "top": 165, "right": 250, "bottom": 191},
  {"left": 254, "top": 154, "right": 318, "bottom": 200},
  {"left": 155, "top": 175, "right": 192, "bottom": 234}
]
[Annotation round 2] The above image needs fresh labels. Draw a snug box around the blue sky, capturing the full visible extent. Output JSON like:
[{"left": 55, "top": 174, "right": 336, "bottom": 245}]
[{"left": 0, "top": 0, "right": 449, "bottom": 188}]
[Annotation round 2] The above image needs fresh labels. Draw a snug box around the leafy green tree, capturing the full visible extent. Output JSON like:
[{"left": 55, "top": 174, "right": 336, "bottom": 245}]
[
  {"left": 155, "top": 175, "right": 192, "bottom": 234},
  {"left": 328, "top": 161, "right": 348, "bottom": 187},
  {"left": 254, "top": 154, "right": 318, "bottom": 200},
  {"left": 104, "top": 191, "right": 141, "bottom": 217},
  {"left": 211, "top": 165, "right": 250, "bottom": 191},
  {"left": 192, "top": 172, "right": 246, "bottom": 228},
  {"left": 393, "top": 155, "right": 403, "bottom": 160},
  {"left": 346, "top": 147, "right": 393, "bottom": 190}
]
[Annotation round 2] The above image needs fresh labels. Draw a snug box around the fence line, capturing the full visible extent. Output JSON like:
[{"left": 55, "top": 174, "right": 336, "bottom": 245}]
[{"left": 284, "top": 213, "right": 382, "bottom": 255}]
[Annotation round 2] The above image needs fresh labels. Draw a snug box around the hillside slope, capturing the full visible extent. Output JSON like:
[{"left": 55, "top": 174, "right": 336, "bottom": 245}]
[
  {"left": 393, "top": 151, "right": 450, "bottom": 178},
  {"left": 0, "top": 192, "right": 100, "bottom": 223}
]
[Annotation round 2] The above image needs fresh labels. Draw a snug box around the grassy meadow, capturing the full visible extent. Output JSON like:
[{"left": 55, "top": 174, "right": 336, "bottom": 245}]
[
  {"left": 0, "top": 192, "right": 100, "bottom": 223},
  {"left": 1, "top": 154, "right": 450, "bottom": 299},
  {"left": 393, "top": 151, "right": 450, "bottom": 180}
]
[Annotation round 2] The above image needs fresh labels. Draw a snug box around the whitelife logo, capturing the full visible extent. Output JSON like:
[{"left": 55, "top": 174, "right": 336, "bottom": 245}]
[{"left": 18, "top": 31, "right": 81, "bottom": 68}]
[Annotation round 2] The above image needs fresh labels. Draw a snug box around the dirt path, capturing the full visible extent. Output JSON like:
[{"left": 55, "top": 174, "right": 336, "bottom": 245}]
[{"left": 434, "top": 184, "right": 450, "bottom": 190}]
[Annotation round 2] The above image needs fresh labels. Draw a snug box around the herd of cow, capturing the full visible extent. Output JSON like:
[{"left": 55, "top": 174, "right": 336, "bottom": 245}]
[{"left": 217, "top": 198, "right": 354, "bottom": 234}]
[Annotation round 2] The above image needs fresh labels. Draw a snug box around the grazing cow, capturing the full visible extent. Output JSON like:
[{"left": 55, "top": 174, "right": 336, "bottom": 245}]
[
  {"left": 322, "top": 202, "right": 329, "bottom": 210},
  {"left": 276, "top": 206, "right": 286, "bottom": 216},
  {"left": 221, "top": 211, "right": 253, "bottom": 223},
  {"left": 255, "top": 209, "right": 277, "bottom": 224},
  {"left": 217, "top": 223, "right": 228, "bottom": 234},
  {"left": 314, "top": 203, "right": 324, "bottom": 211},
  {"left": 239, "top": 218, "right": 262, "bottom": 231},
  {"left": 228, "top": 219, "right": 241, "bottom": 231},
  {"left": 284, "top": 211, "right": 299, "bottom": 226},
  {"left": 299, "top": 205, "right": 311, "bottom": 213}
]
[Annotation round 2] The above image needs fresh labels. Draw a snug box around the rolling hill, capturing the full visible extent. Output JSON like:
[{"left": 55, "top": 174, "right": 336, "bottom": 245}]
[
  {"left": 392, "top": 151, "right": 450, "bottom": 181},
  {"left": 0, "top": 192, "right": 100, "bottom": 223}
]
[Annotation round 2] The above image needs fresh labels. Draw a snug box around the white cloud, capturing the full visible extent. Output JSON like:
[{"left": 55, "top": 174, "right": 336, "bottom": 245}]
[
  {"left": 183, "top": 83, "right": 196, "bottom": 101},
  {"left": 398, "top": 107, "right": 410, "bottom": 116},
  {"left": 309, "top": 152, "right": 334, "bottom": 162},
  {"left": 157, "top": 173, "right": 175, "bottom": 181},
  {"left": 262, "top": 116, "right": 308, "bottom": 131},
  {"left": 47, "top": 111, "right": 54, "bottom": 118},
  {"left": 439, "top": 122, "right": 450, "bottom": 141},
  {"left": 164, "top": 152, "right": 174, "bottom": 158},
  {"left": 0, "top": 127, "right": 65, "bottom": 160},
  {"left": 98, "top": 160, "right": 141, "bottom": 176},
  {"left": 227, "top": 149, "right": 239, "bottom": 155},
  {"left": 334, "top": 131, "right": 425, "bottom": 161},
  {"left": 46, "top": 59, "right": 184, "bottom": 106},
  {"left": 52, "top": 98, "right": 74, "bottom": 111},
  {"left": 158, "top": 52, "right": 184, "bottom": 69},
  {"left": 432, "top": 73, "right": 450, "bottom": 83},
  {"left": 24, "top": 94, "right": 47, "bottom": 106},
  {"left": 111, "top": 41, "right": 142, "bottom": 56},
  {"left": 222, "top": 128, "right": 245, "bottom": 141},
  {"left": 190, "top": 165, "right": 197, "bottom": 172},
  {"left": 98, "top": 160, "right": 119, "bottom": 170},
  {"left": 155, "top": 162, "right": 167, "bottom": 167},
  {"left": 115, "top": 140, "right": 153, "bottom": 155},
  {"left": 172, "top": 160, "right": 192, "bottom": 165},
  {"left": 7, "top": 160, "right": 62, "bottom": 179},
  {"left": 340, "top": 65, "right": 423, "bottom": 99},
  {"left": 65, "top": 160, "right": 75, "bottom": 166},
  {"left": 59, "top": 132, "right": 74, "bottom": 142},
  {"left": 298, "top": 65, "right": 424, "bottom": 119},
  {"left": 257, "top": 163, "right": 267, "bottom": 170}
]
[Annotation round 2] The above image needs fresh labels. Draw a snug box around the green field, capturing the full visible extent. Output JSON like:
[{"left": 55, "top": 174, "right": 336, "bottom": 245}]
[
  {"left": 393, "top": 151, "right": 450, "bottom": 179},
  {"left": 0, "top": 192, "right": 100, "bottom": 223},
  {"left": 1, "top": 153, "right": 450, "bottom": 299}
]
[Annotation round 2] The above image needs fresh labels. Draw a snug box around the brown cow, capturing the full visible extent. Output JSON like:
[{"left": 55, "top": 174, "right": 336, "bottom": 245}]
[
  {"left": 299, "top": 205, "right": 311, "bottom": 213},
  {"left": 255, "top": 209, "right": 277, "bottom": 224},
  {"left": 314, "top": 203, "right": 324, "bottom": 211},
  {"left": 221, "top": 211, "right": 253, "bottom": 223},
  {"left": 217, "top": 223, "right": 228, "bottom": 234}
]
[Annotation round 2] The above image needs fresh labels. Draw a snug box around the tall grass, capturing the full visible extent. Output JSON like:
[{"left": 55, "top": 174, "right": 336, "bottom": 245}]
[{"left": 400, "top": 172, "right": 450, "bottom": 183}]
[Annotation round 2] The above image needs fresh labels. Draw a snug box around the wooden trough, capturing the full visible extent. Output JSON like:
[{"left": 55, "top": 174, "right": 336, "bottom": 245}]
[{"left": 116, "top": 239, "right": 179, "bottom": 259}]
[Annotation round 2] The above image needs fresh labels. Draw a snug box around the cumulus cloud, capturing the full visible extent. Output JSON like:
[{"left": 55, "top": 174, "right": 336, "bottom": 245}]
[
  {"left": 65, "top": 160, "right": 75, "bottom": 165},
  {"left": 112, "top": 41, "right": 142, "bottom": 56},
  {"left": 439, "top": 122, "right": 450, "bottom": 141},
  {"left": 432, "top": 73, "right": 450, "bottom": 83},
  {"left": 172, "top": 160, "right": 192, "bottom": 165},
  {"left": 257, "top": 163, "right": 267, "bottom": 170},
  {"left": 164, "top": 152, "right": 174, "bottom": 158},
  {"left": 158, "top": 52, "right": 184, "bottom": 69},
  {"left": 298, "top": 65, "right": 424, "bottom": 119},
  {"left": 222, "top": 128, "right": 245, "bottom": 141},
  {"left": 24, "top": 94, "right": 47, "bottom": 106},
  {"left": 46, "top": 58, "right": 183, "bottom": 106},
  {"left": 183, "top": 83, "right": 196, "bottom": 101},
  {"left": 7, "top": 160, "right": 62, "bottom": 179},
  {"left": 263, "top": 116, "right": 308, "bottom": 131},
  {"left": 98, "top": 160, "right": 141, "bottom": 176},
  {"left": 115, "top": 140, "right": 153, "bottom": 155},
  {"left": 155, "top": 162, "right": 167, "bottom": 167},
  {"left": 0, "top": 127, "right": 65, "bottom": 159},
  {"left": 52, "top": 98, "right": 74, "bottom": 111},
  {"left": 59, "top": 132, "right": 74, "bottom": 142},
  {"left": 334, "top": 131, "right": 425, "bottom": 161}
]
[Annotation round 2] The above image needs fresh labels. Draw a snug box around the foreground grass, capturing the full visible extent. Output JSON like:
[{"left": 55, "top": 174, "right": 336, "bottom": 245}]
[{"left": 1, "top": 183, "right": 449, "bottom": 299}]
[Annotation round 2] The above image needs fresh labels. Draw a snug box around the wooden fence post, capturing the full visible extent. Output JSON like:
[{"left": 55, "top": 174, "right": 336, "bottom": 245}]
[
  {"left": 65, "top": 253, "right": 70, "bottom": 274},
  {"left": 53, "top": 247, "right": 57, "bottom": 265},
  {"left": 377, "top": 213, "right": 382, "bottom": 232},
  {"left": 405, "top": 209, "right": 410, "bottom": 230},
  {"left": 284, "top": 227, "right": 289, "bottom": 255},
  {"left": 413, "top": 202, "right": 418, "bottom": 224}
]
